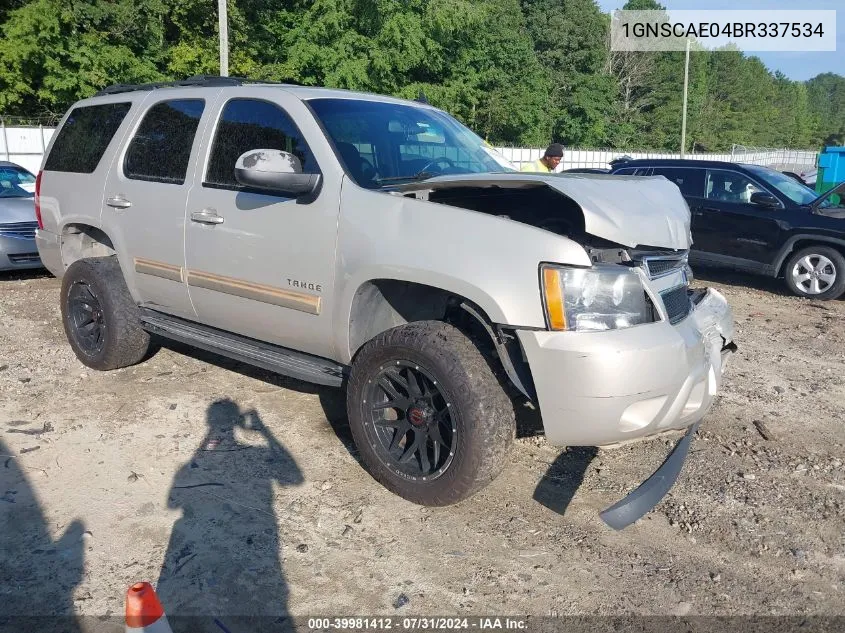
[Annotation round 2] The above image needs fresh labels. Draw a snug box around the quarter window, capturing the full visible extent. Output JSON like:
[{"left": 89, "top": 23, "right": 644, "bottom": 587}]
[
  {"left": 650, "top": 167, "right": 705, "bottom": 197},
  {"left": 705, "top": 170, "right": 763, "bottom": 204},
  {"left": 614, "top": 167, "right": 651, "bottom": 176},
  {"left": 124, "top": 99, "right": 205, "bottom": 185},
  {"left": 205, "top": 99, "right": 318, "bottom": 190},
  {"left": 44, "top": 103, "right": 131, "bottom": 174}
]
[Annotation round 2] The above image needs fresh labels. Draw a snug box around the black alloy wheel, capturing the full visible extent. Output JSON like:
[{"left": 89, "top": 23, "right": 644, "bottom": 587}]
[{"left": 364, "top": 360, "right": 457, "bottom": 481}]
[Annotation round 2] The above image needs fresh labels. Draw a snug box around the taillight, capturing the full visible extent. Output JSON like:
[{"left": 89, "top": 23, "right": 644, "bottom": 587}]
[{"left": 34, "top": 171, "right": 43, "bottom": 229}]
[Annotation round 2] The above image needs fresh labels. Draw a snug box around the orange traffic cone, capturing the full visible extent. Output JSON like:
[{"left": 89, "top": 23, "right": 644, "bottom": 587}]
[{"left": 125, "top": 582, "right": 173, "bottom": 633}]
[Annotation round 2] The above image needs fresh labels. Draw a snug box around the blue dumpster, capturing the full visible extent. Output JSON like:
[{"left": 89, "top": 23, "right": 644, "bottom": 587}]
[{"left": 817, "top": 146, "right": 845, "bottom": 194}]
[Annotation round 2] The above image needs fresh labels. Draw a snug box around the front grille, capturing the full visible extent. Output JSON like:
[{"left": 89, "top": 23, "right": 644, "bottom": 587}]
[
  {"left": 0, "top": 222, "right": 37, "bottom": 240},
  {"left": 643, "top": 256, "right": 686, "bottom": 279},
  {"left": 8, "top": 253, "right": 40, "bottom": 264},
  {"left": 661, "top": 285, "right": 692, "bottom": 324}
]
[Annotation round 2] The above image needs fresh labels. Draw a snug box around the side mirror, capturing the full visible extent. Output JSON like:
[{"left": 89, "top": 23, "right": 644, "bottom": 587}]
[
  {"left": 750, "top": 192, "right": 780, "bottom": 208},
  {"left": 234, "top": 149, "right": 320, "bottom": 196}
]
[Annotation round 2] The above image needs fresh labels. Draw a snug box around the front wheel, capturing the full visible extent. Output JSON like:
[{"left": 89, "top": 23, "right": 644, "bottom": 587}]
[
  {"left": 784, "top": 246, "right": 845, "bottom": 300},
  {"left": 346, "top": 321, "right": 515, "bottom": 506}
]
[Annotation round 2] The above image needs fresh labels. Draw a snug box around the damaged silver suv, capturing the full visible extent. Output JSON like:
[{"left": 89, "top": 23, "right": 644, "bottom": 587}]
[{"left": 35, "top": 76, "right": 735, "bottom": 528}]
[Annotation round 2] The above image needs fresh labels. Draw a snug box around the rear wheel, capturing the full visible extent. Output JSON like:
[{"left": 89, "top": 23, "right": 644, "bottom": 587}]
[
  {"left": 346, "top": 321, "right": 515, "bottom": 506},
  {"left": 60, "top": 257, "right": 151, "bottom": 370},
  {"left": 784, "top": 246, "right": 845, "bottom": 300}
]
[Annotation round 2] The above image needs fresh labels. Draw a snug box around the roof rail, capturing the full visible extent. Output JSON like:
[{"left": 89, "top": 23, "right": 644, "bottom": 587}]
[{"left": 94, "top": 75, "right": 299, "bottom": 97}]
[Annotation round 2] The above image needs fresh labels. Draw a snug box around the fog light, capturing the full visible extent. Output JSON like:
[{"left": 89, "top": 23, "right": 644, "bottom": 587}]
[{"left": 619, "top": 396, "right": 667, "bottom": 432}]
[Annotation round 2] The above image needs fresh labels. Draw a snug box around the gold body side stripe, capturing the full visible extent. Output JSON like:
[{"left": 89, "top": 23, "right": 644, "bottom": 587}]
[
  {"left": 186, "top": 270, "right": 322, "bottom": 315},
  {"left": 132, "top": 258, "right": 321, "bottom": 315},
  {"left": 134, "top": 257, "right": 183, "bottom": 283}
]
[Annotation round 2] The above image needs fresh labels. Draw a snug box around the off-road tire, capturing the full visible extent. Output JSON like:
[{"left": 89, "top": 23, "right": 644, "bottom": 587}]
[
  {"left": 783, "top": 245, "right": 845, "bottom": 300},
  {"left": 346, "top": 320, "right": 516, "bottom": 506},
  {"left": 60, "top": 256, "right": 151, "bottom": 370}
]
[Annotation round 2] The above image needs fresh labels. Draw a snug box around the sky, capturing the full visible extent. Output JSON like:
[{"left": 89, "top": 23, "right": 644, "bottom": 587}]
[{"left": 596, "top": 0, "right": 843, "bottom": 81}]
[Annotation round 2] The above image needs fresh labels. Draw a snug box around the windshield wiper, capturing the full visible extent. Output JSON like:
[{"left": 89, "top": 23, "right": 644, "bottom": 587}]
[{"left": 374, "top": 171, "right": 437, "bottom": 184}]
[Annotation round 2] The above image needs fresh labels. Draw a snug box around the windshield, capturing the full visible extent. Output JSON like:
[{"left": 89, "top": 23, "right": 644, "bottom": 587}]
[
  {"left": 744, "top": 164, "right": 821, "bottom": 206},
  {"left": 308, "top": 98, "right": 515, "bottom": 188},
  {"left": 0, "top": 165, "right": 35, "bottom": 198}
]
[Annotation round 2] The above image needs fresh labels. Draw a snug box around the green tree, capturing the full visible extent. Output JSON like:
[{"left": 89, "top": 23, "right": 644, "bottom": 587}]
[
  {"left": 522, "top": 0, "right": 614, "bottom": 145},
  {"left": 0, "top": 0, "right": 841, "bottom": 148},
  {"left": 0, "top": 0, "right": 164, "bottom": 116},
  {"left": 807, "top": 72, "right": 845, "bottom": 148},
  {"left": 264, "top": 0, "right": 551, "bottom": 144}
]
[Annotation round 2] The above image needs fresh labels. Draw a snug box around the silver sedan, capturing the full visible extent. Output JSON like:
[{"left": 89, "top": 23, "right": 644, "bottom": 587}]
[{"left": 0, "top": 161, "right": 42, "bottom": 272}]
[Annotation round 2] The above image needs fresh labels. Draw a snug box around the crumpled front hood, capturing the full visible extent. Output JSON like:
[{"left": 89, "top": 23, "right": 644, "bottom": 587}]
[{"left": 397, "top": 172, "right": 692, "bottom": 249}]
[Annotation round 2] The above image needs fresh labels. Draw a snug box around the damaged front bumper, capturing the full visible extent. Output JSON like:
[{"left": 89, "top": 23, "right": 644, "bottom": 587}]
[
  {"left": 517, "top": 287, "right": 736, "bottom": 528},
  {"left": 600, "top": 419, "right": 702, "bottom": 530}
]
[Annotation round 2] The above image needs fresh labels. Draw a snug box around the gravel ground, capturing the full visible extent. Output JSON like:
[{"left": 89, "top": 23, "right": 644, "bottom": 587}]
[{"left": 1, "top": 267, "right": 844, "bottom": 628}]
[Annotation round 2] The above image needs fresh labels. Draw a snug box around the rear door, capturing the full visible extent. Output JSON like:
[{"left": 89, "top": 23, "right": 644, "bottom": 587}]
[
  {"left": 647, "top": 167, "right": 717, "bottom": 252},
  {"left": 101, "top": 91, "right": 220, "bottom": 319}
]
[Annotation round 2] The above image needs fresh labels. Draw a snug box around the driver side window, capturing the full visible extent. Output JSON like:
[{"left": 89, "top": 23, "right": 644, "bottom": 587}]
[
  {"left": 205, "top": 98, "right": 318, "bottom": 190},
  {"left": 705, "top": 170, "right": 763, "bottom": 204}
]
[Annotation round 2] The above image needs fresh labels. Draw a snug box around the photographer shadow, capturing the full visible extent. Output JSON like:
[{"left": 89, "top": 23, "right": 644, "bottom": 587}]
[
  {"left": 156, "top": 399, "right": 303, "bottom": 633},
  {"left": 0, "top": 438, "right": 84, "bottom": 633}
]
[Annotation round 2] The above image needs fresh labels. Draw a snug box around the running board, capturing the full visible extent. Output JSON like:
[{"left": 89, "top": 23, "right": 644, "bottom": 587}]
[{"left": 139, "top": 308, "right": 346, "bottom": 387}]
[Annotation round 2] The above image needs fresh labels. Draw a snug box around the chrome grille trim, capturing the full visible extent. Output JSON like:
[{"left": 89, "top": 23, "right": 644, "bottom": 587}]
[
  {"left": 642, "top": 255, "right": 688, "bottom": 279},
  {"left": 661, "top": 285, "right": 692, "bottom": 325}
]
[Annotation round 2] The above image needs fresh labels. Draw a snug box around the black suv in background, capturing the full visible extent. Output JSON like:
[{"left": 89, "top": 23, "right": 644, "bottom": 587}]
[{"left": 610, "top": 159, "right": 845, "bottom": 300}]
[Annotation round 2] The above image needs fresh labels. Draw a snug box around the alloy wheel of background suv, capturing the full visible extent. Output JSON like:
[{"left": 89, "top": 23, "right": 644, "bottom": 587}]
[{"left": 784, "top": 245, "right": 845, "bottom": 300}]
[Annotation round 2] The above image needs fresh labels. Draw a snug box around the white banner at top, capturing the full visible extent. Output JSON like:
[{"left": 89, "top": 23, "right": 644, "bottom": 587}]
[{"left": 610, "top": 10, "right": 837, "bottom": 52}]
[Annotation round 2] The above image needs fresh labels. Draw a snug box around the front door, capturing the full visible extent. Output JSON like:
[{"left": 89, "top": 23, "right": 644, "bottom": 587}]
[
  {"left": 101, "top": 91, "right": 219, "bottom": 319},
  {"left": 183, "top": 90, "right": 343, "bottom": 360},
  {"left": 694, "top": 169, "right": 784, "bottom": 268}
]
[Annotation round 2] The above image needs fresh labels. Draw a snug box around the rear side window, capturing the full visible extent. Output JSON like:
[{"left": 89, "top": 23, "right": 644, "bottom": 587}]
[
  {"left": 650, "top": 167, "right": 705, "bottom": 197},
  {"left": 124, "top": 99, "right": 205, "bottom": 185},
  {"left": 44, "top": 103, "right": 131, "bottom": 173},
  {"left": 204, "top": 98, "right": 318, "bottom": 190},
  {"left": 614, "top": 167, "right": 650, "bottom": 175}
]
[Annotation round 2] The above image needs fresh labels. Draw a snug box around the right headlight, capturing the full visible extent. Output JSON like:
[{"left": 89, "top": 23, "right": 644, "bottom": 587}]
[{"left": 541, "top": 263, "right": 654, "bottom": 332}]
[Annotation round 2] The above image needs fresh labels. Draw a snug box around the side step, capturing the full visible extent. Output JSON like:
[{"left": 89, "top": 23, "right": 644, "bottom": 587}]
[{"left": 139, "top": 308, "right": 346, "bottom": 387}]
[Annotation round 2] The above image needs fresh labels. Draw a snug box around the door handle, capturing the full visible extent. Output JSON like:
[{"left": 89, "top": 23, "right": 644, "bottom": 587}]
[
  {"left": 190, "top": 208, "right": 224, "bottom": 225},
  {"left": 106, "top": 195, "right": 132, "bottom": 209}
]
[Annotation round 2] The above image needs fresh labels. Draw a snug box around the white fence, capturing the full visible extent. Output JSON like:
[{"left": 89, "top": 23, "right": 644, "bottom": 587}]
[
  {"left": 494, "top": 145, "right": 819, "bottom": 173},
  {"left": 0, "top": 122, "right": 818, "bottom": 176},
  {"left": 0, "top": 124, "right": 54, "bottom": 173}
]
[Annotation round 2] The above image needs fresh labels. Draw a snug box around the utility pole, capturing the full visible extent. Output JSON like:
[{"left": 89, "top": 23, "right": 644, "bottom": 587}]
[
  {"left": 680, "top": 38, "right": 690, "bottom": 158},
  {"left": 218, "top": 0, "right": 229, "bottom": 77}
]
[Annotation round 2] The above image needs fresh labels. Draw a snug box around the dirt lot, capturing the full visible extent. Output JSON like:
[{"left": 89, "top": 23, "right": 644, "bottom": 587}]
[{"left": 1, "top": 267, "right": 844, "bottom": 629}]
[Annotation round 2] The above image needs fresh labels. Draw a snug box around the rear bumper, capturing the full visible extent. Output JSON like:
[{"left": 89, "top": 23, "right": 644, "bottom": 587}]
[
  {"left": 0, "top": 234, "right": 42, "bottom": 271},
  {"left": 518, "top": 287, "right": 735, "bottom": 447},
  {"left": 34, "top": 228, "right": 63, "bottom": 277}
]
